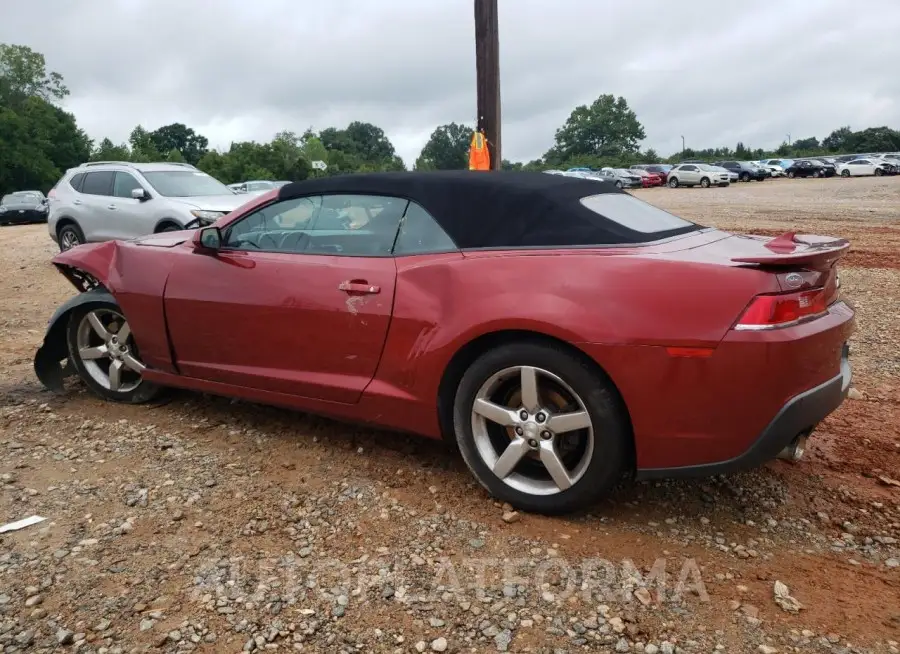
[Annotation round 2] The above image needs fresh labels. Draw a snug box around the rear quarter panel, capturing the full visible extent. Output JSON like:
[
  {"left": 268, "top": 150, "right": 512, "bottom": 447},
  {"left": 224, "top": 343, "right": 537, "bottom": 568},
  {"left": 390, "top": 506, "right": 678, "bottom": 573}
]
[{"left": 369, "top": 247, "right": 777, "bottom": 438}]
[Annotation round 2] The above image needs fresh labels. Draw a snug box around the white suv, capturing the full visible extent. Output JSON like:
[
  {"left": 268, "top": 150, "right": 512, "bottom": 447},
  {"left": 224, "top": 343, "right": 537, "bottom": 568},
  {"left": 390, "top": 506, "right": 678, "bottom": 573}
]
[
  {"left": 666, "top": 164, "right": 731, "bottom": 188},
  {"left": 48, "top": 161, "right": 252, "bottom": 250}
]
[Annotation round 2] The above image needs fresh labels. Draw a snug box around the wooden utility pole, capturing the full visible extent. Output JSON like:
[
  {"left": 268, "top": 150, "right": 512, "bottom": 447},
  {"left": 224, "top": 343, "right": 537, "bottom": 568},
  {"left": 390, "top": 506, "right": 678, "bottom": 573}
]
[{"left": 474, "top": 0, "right": 501, "bottom": 169}]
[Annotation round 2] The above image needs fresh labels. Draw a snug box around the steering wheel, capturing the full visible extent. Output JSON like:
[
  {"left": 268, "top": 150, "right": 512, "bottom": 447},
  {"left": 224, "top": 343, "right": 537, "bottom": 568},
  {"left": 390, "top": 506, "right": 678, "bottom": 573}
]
[{"left": 278, "top": 231, "right": 311, "bottom": 253}]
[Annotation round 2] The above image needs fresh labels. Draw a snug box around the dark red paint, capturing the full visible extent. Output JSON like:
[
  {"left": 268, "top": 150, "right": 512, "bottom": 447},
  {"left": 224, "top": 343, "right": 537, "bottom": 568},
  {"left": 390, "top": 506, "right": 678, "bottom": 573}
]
[{"left": 51, "top": 207, "right": 855, "bottom": 473}]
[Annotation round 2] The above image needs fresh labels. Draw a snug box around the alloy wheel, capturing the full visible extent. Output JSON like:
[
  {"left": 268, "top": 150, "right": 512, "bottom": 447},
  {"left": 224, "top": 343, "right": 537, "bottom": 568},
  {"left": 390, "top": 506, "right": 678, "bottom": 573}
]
[
  {"left": 75, "top": 308, "right": 145, "bottom": 393},
  {"left": 470, "top": 365, "right": 594, "bottom": 496},
  {"left": 61, "top": 230, "right": 80, "bottom": 250}
]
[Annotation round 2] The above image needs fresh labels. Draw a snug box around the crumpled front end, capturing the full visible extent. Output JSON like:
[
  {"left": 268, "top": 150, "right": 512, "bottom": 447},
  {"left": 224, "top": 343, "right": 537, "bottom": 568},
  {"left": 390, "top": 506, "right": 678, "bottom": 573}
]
[{"left": 34, "top": 241, "right": 122, "bottom": 392}]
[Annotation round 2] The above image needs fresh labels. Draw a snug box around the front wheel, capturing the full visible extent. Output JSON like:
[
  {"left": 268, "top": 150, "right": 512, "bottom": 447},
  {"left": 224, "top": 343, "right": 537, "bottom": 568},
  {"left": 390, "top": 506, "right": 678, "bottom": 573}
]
[
  {"left": 740, "top": 172, "right": 750, "bottom": 182},
  {"left": 452, "top": 341, "right": 629, "bottom": 514},
  {"left": 66, "top": 303, "right": 162, "bottom": 404},
  {"left": 615, "top": 181, "right": 623, "bottom": 189},
  {"left": 841, "top": 169, "right": 850, "bottom": 178},
  {"left": 787, "top": 171, "right": 796, "bottom": 179},
  {"left": 700, "top": 177, "right": 710, "bottom": 188},
  {"left": 668, "top": 177, "right": 679, "bottom": 188},
  {"left": 875, "top": 168, "right": 884, "bottom": 177}
]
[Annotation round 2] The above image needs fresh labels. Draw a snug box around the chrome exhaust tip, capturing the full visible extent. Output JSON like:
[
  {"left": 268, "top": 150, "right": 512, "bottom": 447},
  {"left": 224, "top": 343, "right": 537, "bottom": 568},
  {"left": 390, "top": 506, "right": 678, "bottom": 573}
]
[{"left": 777, "top": 434, "right": 808, "bottom": 462}]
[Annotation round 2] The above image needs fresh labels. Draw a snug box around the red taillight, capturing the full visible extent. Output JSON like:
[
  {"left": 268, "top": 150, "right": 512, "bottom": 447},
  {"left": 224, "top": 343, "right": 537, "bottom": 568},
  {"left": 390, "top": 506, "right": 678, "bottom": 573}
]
[{"left": 735, "top": 288, "right": 828, "bottom": 330}]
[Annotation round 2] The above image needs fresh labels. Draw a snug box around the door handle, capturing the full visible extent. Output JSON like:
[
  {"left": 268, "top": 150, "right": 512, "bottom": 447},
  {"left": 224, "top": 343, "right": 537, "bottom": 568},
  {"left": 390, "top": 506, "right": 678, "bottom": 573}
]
[
  {"left": 339, "top": 281, "right": 380, "bottom": 294},
  {"left": 107, "top": 204, "right": 117, "bottom": 210},
  {"left": 72, "top": 200, "right": 82, "bottom": 205}
]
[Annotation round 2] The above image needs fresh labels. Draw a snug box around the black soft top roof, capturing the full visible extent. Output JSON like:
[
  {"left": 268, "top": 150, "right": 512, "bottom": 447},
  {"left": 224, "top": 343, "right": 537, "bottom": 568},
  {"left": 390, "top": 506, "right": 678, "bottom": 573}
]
[{"left": 277, "top": 171, "right": 692, "bottom": 249}]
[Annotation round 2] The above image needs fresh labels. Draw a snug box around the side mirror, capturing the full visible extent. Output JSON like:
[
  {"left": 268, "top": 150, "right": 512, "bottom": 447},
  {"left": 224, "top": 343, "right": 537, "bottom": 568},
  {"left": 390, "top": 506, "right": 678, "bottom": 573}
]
[
  {"left": 192, "top": 226, "right": 222, "bottom": 252},
  {"left": 132, "top": 188, "right": 149, "bottom": 201}
]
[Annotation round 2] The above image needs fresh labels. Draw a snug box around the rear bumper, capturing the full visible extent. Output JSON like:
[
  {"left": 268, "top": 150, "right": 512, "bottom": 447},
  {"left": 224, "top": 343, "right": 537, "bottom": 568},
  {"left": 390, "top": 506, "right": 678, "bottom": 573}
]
[{"left": 636, "top": 342, "right": 851, "bottom": 480}]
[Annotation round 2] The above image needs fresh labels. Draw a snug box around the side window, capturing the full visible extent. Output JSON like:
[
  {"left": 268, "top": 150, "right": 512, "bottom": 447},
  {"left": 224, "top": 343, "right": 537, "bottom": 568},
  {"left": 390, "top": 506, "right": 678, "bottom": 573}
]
[
  {"left": 304, "top": 194, "right": 406, "bottom": 257},
  {"left": 69, "top": 173, "right": 85, "bottom": 192},
  {"left": 81, "top": 171, "right": 115, "bottom": 196},
  {"left": 683, "top": 165, "right": 697, "bottom": 172},
  {"left": 393, "top": 202, "right": 456, "bottom": 255},
  {"left": 113, "top": 172, "right": 144, "bottom": 198},
  {"left": 223, "top": 196, "right": 322, "bottom": 251}
]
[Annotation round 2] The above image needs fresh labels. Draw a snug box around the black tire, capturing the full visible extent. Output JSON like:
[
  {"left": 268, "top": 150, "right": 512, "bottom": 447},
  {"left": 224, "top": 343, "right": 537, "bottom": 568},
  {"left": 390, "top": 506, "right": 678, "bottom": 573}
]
[
  {"left": 158, "top": 223, "right": 182, "bottom": 233},
  {"left": 58, "top": 222, "right": 86, "bottom": 251},
  {"left": 700, "top": 177, "right": 710, "bottom": 188},
  {"left": 787, "top": 171, "right": 795, "bottom": 179},
  {"left": 66, "top": 301, "right": 162, "bottom": 404},
  {"left": 841, "top": 169, "right": 850, "bottom": 178},
  {"left": 668, "top": 177, "right": 679, "bottom": 188},
  {"left": 875, "top": 168, "right": 884, "bottom": 177},
  {"left": 452, "top": 341, "right": 629, "bottom": 515},
  {"left": 740, "top": 172, "right": 750, "bottom": 182},
  {"left": 615, "top": 181, "right": 623, "bottom": 189}
]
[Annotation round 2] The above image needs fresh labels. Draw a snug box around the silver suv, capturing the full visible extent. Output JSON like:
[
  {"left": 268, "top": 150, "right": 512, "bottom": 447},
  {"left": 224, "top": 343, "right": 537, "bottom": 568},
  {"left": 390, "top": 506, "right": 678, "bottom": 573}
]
[{"left": 48, "top": 161, "right": 252, "bottom": 250}]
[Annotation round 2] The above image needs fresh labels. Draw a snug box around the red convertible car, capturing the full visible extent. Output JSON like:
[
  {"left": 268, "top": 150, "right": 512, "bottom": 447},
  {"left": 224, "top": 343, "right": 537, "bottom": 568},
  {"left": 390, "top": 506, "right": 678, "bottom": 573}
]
[{"left": 34, "top": 172, "right": 854, "bottom": 514}]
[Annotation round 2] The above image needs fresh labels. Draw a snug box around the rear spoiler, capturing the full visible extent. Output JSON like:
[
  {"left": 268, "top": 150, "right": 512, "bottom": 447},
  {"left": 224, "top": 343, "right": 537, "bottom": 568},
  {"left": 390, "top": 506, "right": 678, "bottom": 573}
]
[{"left": 732, "top": 232, "right": 849, "bottom": 267}]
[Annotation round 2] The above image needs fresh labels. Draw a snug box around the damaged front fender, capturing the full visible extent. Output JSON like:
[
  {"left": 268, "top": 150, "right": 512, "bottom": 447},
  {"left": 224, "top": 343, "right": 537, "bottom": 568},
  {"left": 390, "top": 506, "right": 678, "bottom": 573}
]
[
  {"left": 34, "top": 288, "right": 117, "bottom": 392},
  {"left": 52, "top": 240, "right": 120, "bottom": 292}
]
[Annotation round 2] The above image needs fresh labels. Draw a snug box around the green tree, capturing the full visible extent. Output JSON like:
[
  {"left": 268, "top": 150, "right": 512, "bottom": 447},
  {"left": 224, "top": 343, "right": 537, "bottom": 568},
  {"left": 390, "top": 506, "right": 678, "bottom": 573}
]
[
  {"left": 268, "top": 130, "right": 313, "bottom": 180},
  {"left": 822, "top": 126, "right": 853, "bottom": 152},
  {"left": 165, "top": 147, "right": 186, "bottom": 163},
  {"left": 0, "top": 43, "right": 69, "bottom": 103},
  {"left": 149, "top": 122, "right": 209, "bottom": 165},
  {"left": 640, "top": 148, "right": 660, "bottom": 164},
  {"left": 414, "top": 122, "right": 472, "bottom": 170},
  {"left": 545, "top": 94, "right": 645, "bottom": 163},
  {"left": 852, "top": 126, "right": 900, "bottom": 152},
  {"left": 320, "top": 121, "right": 405, "bottom": 172},
  {"left": 792, "top": 137, "right": 820, "bottom": 150},
  {"left": 300, "top": 131, "right": 329, "bottom": 175},
  {"left": 0, "top": 44, "right": 89, "bottom": 195},
  {"left": 91, "top": 138, "right": 131, "bottom": 162},
  {"left": 129, "top": 126, "right": 162, "bottom": 162}
]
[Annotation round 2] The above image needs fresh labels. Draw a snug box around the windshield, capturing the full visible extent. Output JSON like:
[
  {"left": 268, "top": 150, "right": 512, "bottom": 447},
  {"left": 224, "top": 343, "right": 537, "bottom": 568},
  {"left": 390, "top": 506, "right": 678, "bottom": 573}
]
[
  {"left": 2, "top": 192, "right": 41, "bottom": 205},
  {"left": 141, "top": 171, "right": 233, "bottom": 197}
]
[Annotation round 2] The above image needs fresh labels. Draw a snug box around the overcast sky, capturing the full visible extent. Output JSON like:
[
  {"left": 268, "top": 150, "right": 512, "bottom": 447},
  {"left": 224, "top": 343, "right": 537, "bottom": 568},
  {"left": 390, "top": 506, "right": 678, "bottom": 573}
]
[{"left": 3, "top": 0, "right": 900, "bottom": 165}]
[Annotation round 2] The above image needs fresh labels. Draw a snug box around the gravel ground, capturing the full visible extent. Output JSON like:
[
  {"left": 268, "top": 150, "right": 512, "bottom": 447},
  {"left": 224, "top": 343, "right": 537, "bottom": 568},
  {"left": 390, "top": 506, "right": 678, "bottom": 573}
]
[{"left": 0, "top": 177, "right": 898, "bottom": 654}]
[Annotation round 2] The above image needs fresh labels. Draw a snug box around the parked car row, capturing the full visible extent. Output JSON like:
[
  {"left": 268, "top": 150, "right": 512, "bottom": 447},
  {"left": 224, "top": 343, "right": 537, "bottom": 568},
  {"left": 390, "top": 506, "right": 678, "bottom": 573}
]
[{"left": 543, "top": 151, "right": 900, "bottom": 191}]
